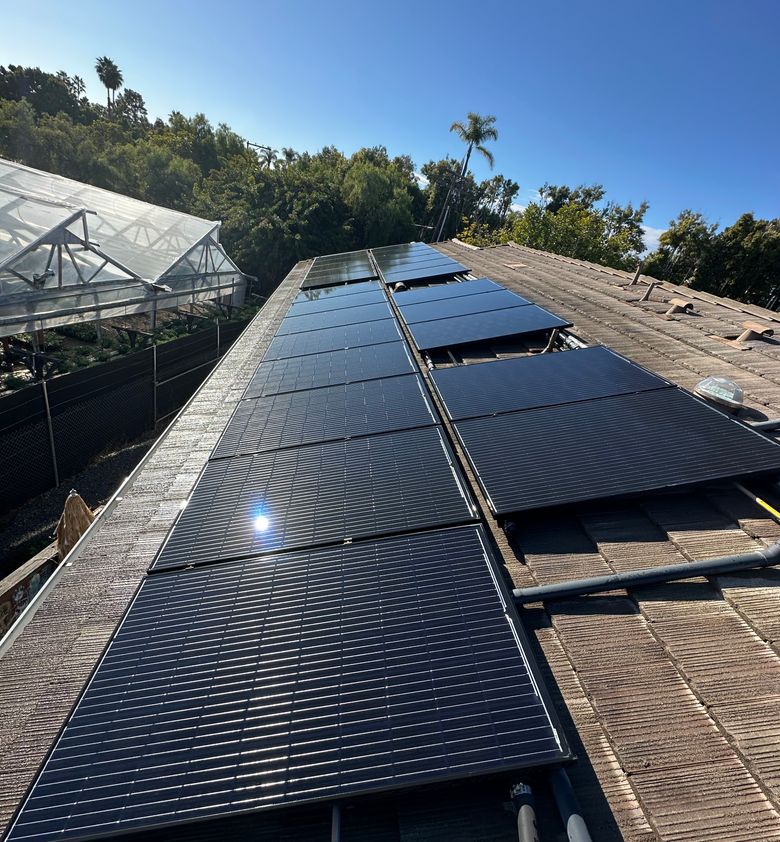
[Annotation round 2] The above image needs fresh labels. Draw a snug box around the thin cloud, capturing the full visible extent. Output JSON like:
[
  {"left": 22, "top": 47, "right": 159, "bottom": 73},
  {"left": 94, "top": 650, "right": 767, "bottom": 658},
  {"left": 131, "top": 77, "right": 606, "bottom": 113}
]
[{"left": 641, "top": 224, "right": 666, "bottom": 254}]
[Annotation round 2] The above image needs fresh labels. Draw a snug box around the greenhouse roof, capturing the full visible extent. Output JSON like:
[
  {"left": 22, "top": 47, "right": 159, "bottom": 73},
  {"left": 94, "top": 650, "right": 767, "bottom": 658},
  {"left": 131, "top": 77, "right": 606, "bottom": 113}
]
[{"left": 0, "top": 159, "right": 245, "bottom": 336}]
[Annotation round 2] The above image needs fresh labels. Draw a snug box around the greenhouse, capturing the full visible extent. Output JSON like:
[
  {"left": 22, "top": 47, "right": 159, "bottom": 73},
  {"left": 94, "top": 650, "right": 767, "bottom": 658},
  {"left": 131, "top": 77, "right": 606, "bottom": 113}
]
[{"left": 0, "top": 158, "right": 247, "bottom": 336}]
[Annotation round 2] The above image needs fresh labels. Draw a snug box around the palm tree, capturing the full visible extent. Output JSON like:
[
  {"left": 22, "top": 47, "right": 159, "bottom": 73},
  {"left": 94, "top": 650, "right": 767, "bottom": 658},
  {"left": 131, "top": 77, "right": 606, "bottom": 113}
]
[
  {"left": 450, "top": 112, "right": 498, "bottom": 178},
  {"left": 432, "top": 112, "right": 499, "bottom": 241},
  {"left": 95, "top": 56, "right": 124, "bottom": 111},
  {"left": 259, "top": 147, "right": 278, "bottom": 169}
]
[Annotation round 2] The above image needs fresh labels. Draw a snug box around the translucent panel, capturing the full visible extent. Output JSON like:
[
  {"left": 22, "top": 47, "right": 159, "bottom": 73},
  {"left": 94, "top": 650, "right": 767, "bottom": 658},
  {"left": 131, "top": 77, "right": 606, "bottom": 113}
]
[
  {"left": 0, "top": 160, "right": 217, "bottom": 281},
  {"left": 0, "top": 189, "right": 74, "bottom": 264}
]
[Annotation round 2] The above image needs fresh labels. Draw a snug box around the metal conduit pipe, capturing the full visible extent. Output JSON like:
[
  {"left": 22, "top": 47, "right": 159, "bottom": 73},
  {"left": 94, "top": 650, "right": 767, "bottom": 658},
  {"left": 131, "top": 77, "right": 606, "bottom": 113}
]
[
  {"left": 550, "top": 768, "right": 593, "bottom": 842},
  {"left": 510, "top": 782, "right": 539, "bottom": 842},
  {"left": 514, "top": 541, "right": 780, "bottom": 604},
  {"left": 751, "top": 418, "right": 780, "bottom": 431}
]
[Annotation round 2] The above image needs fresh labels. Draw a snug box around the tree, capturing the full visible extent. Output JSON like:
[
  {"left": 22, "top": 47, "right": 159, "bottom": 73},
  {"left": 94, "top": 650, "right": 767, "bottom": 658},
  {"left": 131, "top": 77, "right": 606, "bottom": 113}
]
[
  {"left": 95, "top": 56, "right": 123, "bottom": 111},
  {"left": 259, "top": 146, "right": 278, "bottom": 169},
  {"left": 450, "top": 112, "right": 498, "bottom": 174},
  {"left": 642, "top": 210, "right": 717, "bottom": 283},
  {"left": 114, "top": 88, "right": 148, "bottom": 128},
  {"left": 433, "top": 112, "right": 499, "bottom": 241}
]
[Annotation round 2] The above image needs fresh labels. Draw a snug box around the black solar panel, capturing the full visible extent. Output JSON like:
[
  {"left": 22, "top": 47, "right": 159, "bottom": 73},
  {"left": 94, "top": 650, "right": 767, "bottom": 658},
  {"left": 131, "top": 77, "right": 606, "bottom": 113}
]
[
  {"left": 263, "top": 319, "right": 403, "bottom": 361},
  {"left": 276, "top": 302, "right": 392, "bottom": 335},
  {"left": 214, "top": 375, "right": 436, "bottom": 458},
  {"left": 301, "top": 250, "right": 376, "bottom": 288},
  {"left": 248, "top": 342, "right": 415, "bottom": 397},
  {"left": 454, "top": 388, "right": 780, "bottom": 514},
  {"left": 152, "top": 427, "right": 477, "bottom": 570},
  {"left": 399, "top": 289, "right": 532, "bottom": 324},
  {"left": 287, "top": 287, "right": 387, "bottom": 316},
  {"left": 372, "top": 243, "right": 467, "bottom": 285},
  {"left": 408, "top": 305, "right": 572, "bottom": 351},
  {"left": 294, "top": 280, "right": 381, "bottom": 303},
  {"left": 391, "top": 277, "right": 504, "bottom": 306},
  {"left": 432, "top": 346, "right": 671, "bottom": 420},
  {"left": 8, "top": 527, "right": 567, "bottom": 841}
]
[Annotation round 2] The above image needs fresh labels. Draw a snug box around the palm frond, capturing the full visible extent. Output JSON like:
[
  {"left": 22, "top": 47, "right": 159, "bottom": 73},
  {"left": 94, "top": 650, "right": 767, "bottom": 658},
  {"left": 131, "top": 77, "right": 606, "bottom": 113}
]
[{"left": 476, "top": 145, "right": 495, "bottom": 169}]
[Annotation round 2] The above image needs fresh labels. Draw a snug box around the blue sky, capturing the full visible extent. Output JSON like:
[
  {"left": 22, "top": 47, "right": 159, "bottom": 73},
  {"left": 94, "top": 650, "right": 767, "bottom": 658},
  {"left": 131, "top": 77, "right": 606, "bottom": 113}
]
[{"left": 2, "top": 0, "right": 778, "bottom": 250}]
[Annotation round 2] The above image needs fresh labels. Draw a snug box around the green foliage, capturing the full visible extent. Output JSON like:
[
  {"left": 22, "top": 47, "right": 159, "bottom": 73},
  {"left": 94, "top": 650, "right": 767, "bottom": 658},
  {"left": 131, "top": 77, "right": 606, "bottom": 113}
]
[{"left": 511, "top": 186, "right": 648, "bottom": 270}]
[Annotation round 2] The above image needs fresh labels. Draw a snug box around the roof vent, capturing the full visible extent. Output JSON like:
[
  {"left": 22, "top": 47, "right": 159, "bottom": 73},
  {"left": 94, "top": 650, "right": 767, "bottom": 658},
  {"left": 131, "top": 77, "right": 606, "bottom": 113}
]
[
  {"left": 391, "top": 282, "right": 409, "bottom": 293},
  {"left": 736, "top": 320, "right": 774, "bottom": 344},
  {"left": 694, "top": 375, "right": 744, "bottom": 413},
  {"left": 665, "top": 298, "right": 694, "bottom": 316}
]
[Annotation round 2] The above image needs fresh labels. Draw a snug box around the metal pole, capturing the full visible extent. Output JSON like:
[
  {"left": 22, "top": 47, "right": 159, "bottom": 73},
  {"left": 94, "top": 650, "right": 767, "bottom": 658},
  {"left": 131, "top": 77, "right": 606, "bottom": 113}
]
[
  {"left": 40, "top": 373, "right": 60, "bottom": 488},
  {"left": 330, "top": 803, "right": 341, "bottom": 842},
  {"left": 215, "top": 317, "right": 220, "bottom": 359},
  {"left": 514, "top": 541, "right": 780, "bottom": 604},
  {"left": 550, "top": 768, "right": 593, "bottom": 842},
  {"left": 152, "top": 343, "right": 158, "bottom": 424}
]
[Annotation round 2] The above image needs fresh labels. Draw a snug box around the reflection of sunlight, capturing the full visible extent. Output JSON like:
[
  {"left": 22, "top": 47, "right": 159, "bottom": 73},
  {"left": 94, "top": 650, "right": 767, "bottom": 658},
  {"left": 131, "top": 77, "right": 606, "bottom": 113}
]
[{"left": 254, "top": 514, "right": 271, "bottom": 532}]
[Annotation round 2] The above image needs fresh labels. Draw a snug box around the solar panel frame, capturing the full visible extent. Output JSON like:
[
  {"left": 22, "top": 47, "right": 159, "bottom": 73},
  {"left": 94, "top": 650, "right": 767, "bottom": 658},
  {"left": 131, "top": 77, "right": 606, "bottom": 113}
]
[
  {"left": 7, "top": 526, "right": 568, "bottom": 842},
  {"left": 391, "top": 277, "right": 504, "bottom": 306},
  {"left": 399, "top": 289, "right": 533, "bottom": 324},
  {"left": 247, "top": 342, "right": 416, "bottom": 397},
  {"left": 276, "top": 302, "right": 392, "bottom": 335},
  {"left": 431, "top": 346, "right": 672, "bottom": 420},
  {"left": 408, "top": 305, "right": 572, "bottom": 351},
  {"left": 262, "top": 319, "right": 403, "bottom": 361},
  {"left": 213, "top": 375, "right": 437, "bottom": 458},
  {"left": 454, "top": 388, "right": 780, "bottom": 514},
  {"left": 152, "top": 426, "right": 478, "bottom": 570}
]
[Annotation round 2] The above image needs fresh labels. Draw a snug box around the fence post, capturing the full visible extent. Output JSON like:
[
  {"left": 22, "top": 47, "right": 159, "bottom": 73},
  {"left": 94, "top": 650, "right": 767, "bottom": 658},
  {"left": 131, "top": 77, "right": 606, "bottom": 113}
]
[
  {"left": 40, "top": 374, "right": 60, "bottom": 488},
  {"left": 215, "top": 318, "right": 220, "bottom": 359},
  {"left": 152, "top": 343, "right": 158, "bottom": 425}
]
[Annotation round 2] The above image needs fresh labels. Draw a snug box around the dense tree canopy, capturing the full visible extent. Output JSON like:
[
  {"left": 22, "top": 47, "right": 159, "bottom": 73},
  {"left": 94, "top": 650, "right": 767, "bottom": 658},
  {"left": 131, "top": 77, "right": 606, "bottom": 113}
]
[{"left": 0, "top": 62, "right": 776, "bottom": 306}]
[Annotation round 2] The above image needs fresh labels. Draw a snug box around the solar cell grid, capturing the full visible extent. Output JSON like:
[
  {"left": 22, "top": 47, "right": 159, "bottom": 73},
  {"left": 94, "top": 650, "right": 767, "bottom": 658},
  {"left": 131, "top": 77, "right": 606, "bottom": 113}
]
[
  {"left": 276, "top": 302, "right": 392, "bottom": 335},
  {"left": 286, "top": 287, "right": 387, "bottom": 316},
  {"left": 400, "top": 289, "right": 532, "bottom": 324},
  {"left": 263, "top": 319, "right": 402, "bottom": 361},
  {"left": 248, "top": 342, "right": 415, "bottom": 396},
  {"left": 214, "top": 375, "right": 436, "bottom": 457},
  {"left": 7, "top": 527, "right": 566, "bottom": 841},
  {"left": 408, "top": 305, "right": 571, "bottom": 351},
  {"left": 152, "top": 427, "right": 477, "bottom": 570},
  {"left": 455, "top": 388, "right": 780, "bottom": 514},
  {"left": 294, "top": 280, "right": 381, "bottom": 303},
  {"left": 392, "top": 277, "right": 504, "bottom": 305},
  {"left": 431, "top": 346, "right": 671, "bottom": 419}
]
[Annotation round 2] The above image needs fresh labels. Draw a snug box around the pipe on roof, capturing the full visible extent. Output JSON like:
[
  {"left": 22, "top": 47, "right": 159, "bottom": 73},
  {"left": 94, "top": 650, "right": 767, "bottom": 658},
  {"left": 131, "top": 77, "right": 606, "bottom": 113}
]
[
  {"left": 510, "top": 782, "right": 539, "bottom": 842},
  {"left": 750, "top": 419, "right": 780, "bottom": 431},
  {"left": 513, "top": 541, "right": 780, "bottom": 604},
  {"left": 550, "top": 768, "right": 593, "bottom": 842}
]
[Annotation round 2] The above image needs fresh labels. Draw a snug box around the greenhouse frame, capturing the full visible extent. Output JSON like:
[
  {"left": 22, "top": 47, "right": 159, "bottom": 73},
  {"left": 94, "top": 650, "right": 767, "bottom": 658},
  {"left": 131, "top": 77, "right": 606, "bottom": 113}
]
[{"left": 0, "top": 158, "right": 248, "bottom": 337}]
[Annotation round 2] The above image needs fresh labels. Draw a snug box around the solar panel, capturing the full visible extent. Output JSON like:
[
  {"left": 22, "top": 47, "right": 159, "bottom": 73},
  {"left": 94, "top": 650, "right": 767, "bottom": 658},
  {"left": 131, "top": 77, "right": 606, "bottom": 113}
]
[
  {"left": 263, "top": 319, "right": 403, "bottom": 361},
  {"left": 294, "top": 280, "right": 381, "bottom": 303},
  {"left": 454, "top": 388, "right": 780, "bottom": 514},
  {"left": 276, "top": 302, "right": 392, "bottom": 335},
  {"left": 431, "top": 346, "right": 671, "bottom": 420},
  {"left": 391, "top": 277, "right": 504, "bottom": 306},
  {"left": 247, "top": 342, "right": 416, "bottom": 396},
  {"left": 287, "top": 288, "right": 387, "bottom": 316},
  {"left": 399, "top": 289, "right": 532, "bottom": 324},
  {"left": 214, "top": 375, "right": 437, "bottom": 458},
  {"left": 373, "top": 243, "right": 467, "bottom": 285},
  {"left": 152, "top": 427, "right": 477, "bottom": 570},
  {"left": 8, "top": 527, "right": 567, "bottom": 841},
  {"left": 301, "top": 250, "right": 376, "bottom": 288},
  {"left": 408, "top": 305, "right": 572, "bottom": 351}
]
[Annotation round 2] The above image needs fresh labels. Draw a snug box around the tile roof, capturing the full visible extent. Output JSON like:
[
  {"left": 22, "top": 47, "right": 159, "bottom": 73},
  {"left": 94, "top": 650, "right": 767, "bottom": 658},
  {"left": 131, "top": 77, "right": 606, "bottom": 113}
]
[{"left": 1, "top": 240, "right": 780, "bottom": 841}]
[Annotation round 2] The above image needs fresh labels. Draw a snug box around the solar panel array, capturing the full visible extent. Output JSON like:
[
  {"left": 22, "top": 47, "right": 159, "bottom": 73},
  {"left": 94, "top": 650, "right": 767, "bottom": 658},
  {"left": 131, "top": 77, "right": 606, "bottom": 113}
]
[
  {"left": 8, "top": 529, "right": 565, "bottom": 842},
  {"left": 8, "top": 243, "right": 576, "bottom": 841}
]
